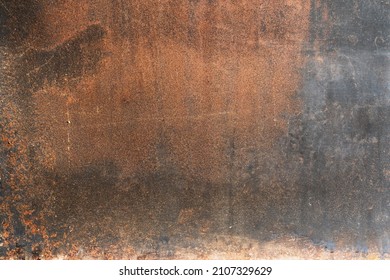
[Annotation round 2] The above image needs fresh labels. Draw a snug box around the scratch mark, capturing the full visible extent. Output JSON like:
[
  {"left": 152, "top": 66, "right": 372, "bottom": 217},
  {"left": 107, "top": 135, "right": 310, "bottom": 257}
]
[
  {"left": 339, "top": 53, "right": 358, "bottom": 90},
  {"left": 0, "top": 0, "right": 11, "bottom": 14},
  {"left": 26, "top": 55, "right": 55, "bottom": 77},
  {"left": 65, "top": 105, "right": 71, "bottom": 167},
  {"left": 51, "top": 111, "right": 248, "bottom": 130}
]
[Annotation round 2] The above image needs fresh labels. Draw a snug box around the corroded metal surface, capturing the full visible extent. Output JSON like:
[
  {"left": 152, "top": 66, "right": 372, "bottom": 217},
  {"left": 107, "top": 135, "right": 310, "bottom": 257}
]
[{"left": 0, "top": 0, "right": 389, "bottom": 259}]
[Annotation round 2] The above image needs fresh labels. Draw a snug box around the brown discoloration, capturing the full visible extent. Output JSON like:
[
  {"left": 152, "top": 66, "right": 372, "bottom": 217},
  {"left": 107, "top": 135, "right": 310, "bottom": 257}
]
[
  {"left": 2, "top": 0, "right": 312, "bottom": 259},
  {"left": 28, "top": 3, "right": 312, "bottom": 255},
  {"left": 33, "top": 0, "right": 310, "bottom": 181},
  {"left": 6, "top": 1, "right": 386, "bottom": 260}
]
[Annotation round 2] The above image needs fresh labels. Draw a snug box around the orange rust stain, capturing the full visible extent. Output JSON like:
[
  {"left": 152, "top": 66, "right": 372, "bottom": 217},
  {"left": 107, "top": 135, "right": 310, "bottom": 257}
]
[
  {"left": 32, "top": 0, "right": 311, "bottom": 183},
  {"left": 1, "top": 0, "right": 311, "bottom": 259},
  {"left": 3, "top": 0, "right": 389, "bottom": 261}
]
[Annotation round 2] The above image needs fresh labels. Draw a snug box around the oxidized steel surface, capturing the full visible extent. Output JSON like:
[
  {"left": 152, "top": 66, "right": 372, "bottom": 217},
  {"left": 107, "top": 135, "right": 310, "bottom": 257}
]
[{"left": 0, "top": 0, "right": 389, "bottom": 259}]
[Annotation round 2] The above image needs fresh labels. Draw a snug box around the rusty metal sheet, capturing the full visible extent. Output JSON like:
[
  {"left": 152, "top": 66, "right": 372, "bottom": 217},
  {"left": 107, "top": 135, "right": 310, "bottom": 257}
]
[{"left": 0, "top": 0, "right": 389, "bottom": 259}]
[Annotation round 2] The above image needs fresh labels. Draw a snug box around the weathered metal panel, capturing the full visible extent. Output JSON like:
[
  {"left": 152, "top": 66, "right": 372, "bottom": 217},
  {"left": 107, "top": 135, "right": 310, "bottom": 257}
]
[{"left": 0, "top": 0, "right": 389, "bottom": 259}]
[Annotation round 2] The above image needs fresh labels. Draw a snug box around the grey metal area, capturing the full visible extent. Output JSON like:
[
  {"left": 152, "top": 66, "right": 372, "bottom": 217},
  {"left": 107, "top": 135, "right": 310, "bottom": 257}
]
[{"left": 294, "top": 0, "right": 389, "bottom": 254}]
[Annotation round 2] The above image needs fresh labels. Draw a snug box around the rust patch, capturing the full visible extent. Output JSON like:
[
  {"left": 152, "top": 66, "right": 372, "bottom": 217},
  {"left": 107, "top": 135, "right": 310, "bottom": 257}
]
[
  {"left": 7, "top": 0, "right": 386, "bottom": 260},
  {"left": 29, "top": 0, "right": 312, "bottom": 259},
  {"left": 33, "top": 0, "right": 311, "bottom": 181}
]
